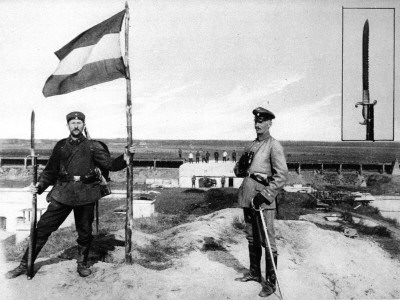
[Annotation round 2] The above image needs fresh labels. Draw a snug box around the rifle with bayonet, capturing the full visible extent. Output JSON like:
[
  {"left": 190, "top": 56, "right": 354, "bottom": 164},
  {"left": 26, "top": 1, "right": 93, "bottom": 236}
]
[
  {"left": 355, "top": 19, "right": 377, "bottom": 141},
  {"left": 27, "top": 110, "right": 38, "bottom": 280}
]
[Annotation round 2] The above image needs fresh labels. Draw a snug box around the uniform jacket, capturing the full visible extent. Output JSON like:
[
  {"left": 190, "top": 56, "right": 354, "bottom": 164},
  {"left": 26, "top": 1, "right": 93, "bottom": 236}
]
[
  {"left": 235, "top": 132, "right": 288, "bottom": 209},
  {"left": 37, "top": 135, "right": 127, "bottom": 206}
]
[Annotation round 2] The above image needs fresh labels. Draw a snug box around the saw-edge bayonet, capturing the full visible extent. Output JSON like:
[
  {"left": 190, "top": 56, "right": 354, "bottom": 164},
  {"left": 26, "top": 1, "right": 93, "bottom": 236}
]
[{"left": 355, "top": 19, "right": 377, "bottom": 141}]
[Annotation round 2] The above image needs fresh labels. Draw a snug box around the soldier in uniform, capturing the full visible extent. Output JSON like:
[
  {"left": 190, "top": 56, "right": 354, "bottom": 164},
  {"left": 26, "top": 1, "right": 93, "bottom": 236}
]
[
  {"left": 232, "top": 150, "right": 237, "bottom": 163},
  {"left": 221, "top": 175, "right": 226, "bottom": 188},
  {"left": 205, "top": 151, "right": 210, "bottom": 163},
  {"left": 234, "top": 107, "right": 288, "bottom": 297},
  {"left": 214, "top": 150, "right": 219, "bottom": 163},
  {"left": 6, "top": 111, "right": 135, "bottom": 279}
]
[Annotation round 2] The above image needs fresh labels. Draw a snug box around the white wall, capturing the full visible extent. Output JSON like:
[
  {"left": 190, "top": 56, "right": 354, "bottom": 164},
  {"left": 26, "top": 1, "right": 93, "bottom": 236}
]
[{"left": 179, "top": 161, "right": 244, "bottom": 188}]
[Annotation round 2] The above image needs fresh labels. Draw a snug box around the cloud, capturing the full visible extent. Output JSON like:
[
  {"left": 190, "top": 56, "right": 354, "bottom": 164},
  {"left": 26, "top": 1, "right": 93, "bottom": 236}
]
[{"left": 276, "top": 93, "right": 342, "bottom": 141}]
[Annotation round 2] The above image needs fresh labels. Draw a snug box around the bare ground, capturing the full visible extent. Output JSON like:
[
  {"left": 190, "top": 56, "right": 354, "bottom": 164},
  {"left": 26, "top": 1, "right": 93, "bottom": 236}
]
[{"left": 1, "top": 208, "right": 400, "bottom": 300}]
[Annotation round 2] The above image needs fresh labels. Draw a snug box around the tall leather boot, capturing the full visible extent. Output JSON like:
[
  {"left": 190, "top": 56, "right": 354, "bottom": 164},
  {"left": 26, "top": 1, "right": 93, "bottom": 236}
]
[
  {"left": 259, "top": 254, "right": 278, "bottom": 297},
  {"left": 5, "top": 243, "right": 44, "bottom": 279},
  {"left": 77, "top": 245, "right": 92, "bottom": 277},
  {"left": 235, "top": 244, "right": 262, "bottom": 283}
]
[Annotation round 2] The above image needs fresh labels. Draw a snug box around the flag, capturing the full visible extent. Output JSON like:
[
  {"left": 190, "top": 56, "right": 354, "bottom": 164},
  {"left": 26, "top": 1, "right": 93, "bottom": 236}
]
[{"left": 43, "top": 10, "right": 126, "bottom": 97}]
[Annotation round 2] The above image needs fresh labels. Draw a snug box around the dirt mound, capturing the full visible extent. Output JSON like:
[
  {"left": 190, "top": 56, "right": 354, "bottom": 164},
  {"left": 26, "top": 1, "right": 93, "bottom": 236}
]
[{"left": 2, "top": 208, "right": 400, "bottom": 299}]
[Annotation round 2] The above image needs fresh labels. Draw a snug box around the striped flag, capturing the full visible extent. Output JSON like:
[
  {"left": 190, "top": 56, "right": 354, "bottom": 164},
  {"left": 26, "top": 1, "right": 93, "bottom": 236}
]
[{"left": 43, "top": 10, "right": 126, "bottom": 97}]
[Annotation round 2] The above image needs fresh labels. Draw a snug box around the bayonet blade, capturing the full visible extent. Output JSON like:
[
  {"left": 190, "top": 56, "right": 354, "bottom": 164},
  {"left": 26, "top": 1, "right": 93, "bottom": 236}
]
[
  {"left": 355, "top": 19, "right": 377, "bottom": 141},
  {"left": 362, "top": 20, "right": 369, "bottom": 93}
]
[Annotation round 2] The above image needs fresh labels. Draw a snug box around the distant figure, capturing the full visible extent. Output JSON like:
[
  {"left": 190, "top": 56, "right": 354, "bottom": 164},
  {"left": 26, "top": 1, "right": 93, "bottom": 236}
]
[
  {"left": 201, "top": 150, "right": 206, "bottom": 163},
  {"left": 178, "top": 148, "right": 182, "bottom": 158},
  {"left": 214, "top": 151, "right": 219, "bottom": 163},
  {"left": 232, "top": 150, "right": 237, "bottom": 163},
  {"left": 195, "top": 151, "right": 200, "bottom": 163},
  {"left": 192, "top": 175, "right": 196, "bottom": 188},
  {"left": 205, "top": 151, "right": 210, "bottom": 163},
  {"left": 222, "top": 150, "right": 228, "bottom": 162},
  {"left": 221, "top": 175, "right": 226, "bottom": 188},
  {"left": 188, "top": 152, "right": 194, "bottom": 164}
]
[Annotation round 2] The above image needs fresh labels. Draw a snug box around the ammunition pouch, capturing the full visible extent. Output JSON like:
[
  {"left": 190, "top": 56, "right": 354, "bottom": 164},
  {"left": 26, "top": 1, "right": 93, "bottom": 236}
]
[
  {"left": 94, "top": 167, "right": 111, "bottom": 197},
  {"left": 58, "top": 170, "right": 70, "bottom": 182},
  {"left": 81, "top": 170, "right": 97, "bottom": 184}
]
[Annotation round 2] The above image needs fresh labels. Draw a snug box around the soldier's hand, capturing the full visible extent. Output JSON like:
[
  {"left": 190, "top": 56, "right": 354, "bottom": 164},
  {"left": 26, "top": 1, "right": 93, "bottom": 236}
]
[
  {"left": 128, "top": 145, "right": 136, "bottom": 154},
  {"left": 252, "top": 193, "right": 266, "bottom": 209},
  {"left": 124, "top": 144, "right": 136, "bottom": 162},
  {"left": 29, "top": 183, "right": 39, "bottom": 195}
]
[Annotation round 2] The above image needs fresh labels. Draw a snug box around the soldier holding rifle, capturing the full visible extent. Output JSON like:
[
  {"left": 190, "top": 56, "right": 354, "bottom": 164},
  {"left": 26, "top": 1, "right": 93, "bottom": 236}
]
[
  {"left": 6, "top": 111, "right": 135, "bottom": 279},
  {"left": 234, "top": 107, "right": 288, "bottom": 298}
]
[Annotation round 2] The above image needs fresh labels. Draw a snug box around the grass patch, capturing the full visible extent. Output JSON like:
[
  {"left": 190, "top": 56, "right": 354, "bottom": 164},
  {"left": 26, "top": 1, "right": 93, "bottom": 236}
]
[
  {"left": 201, "top": 237, "right": 227, "bottom": 252},
  {"left": 4, "top": 226, "right": 77, "bottom": 261},
  {"left": 276, "top": 192, "right": 317, "bottom": 220},
  {"left": 134, "top": 214, "right": 192, "bottom": 233},
  {"left": 155, "top": 187, "right": 238, "bottom": 215},
  {"left": 135, "top": 240, "right": 180, "bottom": 270},
  {"left": 232, "top": 215, "right": 246, "bottom": 230}
]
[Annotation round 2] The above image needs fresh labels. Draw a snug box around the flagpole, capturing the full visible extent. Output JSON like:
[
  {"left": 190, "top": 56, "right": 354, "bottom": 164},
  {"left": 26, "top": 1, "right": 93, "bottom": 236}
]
[{"left": 124, "top": 1, "right": 134, "bottom": 264}]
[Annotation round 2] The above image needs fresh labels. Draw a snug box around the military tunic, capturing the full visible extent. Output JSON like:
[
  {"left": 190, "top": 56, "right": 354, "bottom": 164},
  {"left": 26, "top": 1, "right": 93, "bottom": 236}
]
[
  {"left": 38, "top": 135, "right": 126, "bottom": 205},
  {"left": 236, "top": 132, "right": 288, "bottom": 210},
  {"left": 235, "top": 132, "right": 288, "bottom": 254},
  {"left": 24, "top": 134, "right": 128, "bottom": 261}
]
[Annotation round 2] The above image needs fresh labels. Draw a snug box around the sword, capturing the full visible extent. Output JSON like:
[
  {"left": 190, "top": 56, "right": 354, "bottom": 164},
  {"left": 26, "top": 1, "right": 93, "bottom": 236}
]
[
  {"left": 27, "top": 110, "right": 38, "bottom": 280},
  {"left": 251, "top": 199, "right": 283, "bottom": 300},
  {"left": 355, "top": 19, "right": 377, "bottom": 141}
]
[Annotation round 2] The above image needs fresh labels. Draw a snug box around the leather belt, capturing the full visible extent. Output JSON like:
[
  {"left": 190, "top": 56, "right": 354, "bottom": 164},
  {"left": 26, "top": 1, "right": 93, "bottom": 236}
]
[
  {"left": 59, "top": 175, "right": 81, "bottom": 182},
  {"left": 248, "top": 174, "right": 269, "bottom": 186}
]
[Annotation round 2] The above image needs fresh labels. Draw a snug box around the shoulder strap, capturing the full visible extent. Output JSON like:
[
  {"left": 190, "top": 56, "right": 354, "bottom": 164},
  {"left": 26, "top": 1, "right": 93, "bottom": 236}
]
[{"left": 89, "top": 140, "right": 111, "bottom": 181}]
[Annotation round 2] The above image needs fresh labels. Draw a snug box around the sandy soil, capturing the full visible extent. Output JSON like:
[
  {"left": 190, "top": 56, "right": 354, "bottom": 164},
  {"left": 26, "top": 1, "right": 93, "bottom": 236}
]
[{"left": 1, "top": 208, "right": 400, "bottom": 300}]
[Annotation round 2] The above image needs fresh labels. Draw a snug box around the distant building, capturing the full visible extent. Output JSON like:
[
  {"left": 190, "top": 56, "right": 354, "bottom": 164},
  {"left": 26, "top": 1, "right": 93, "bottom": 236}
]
[{"left": 179, "top": 161, "right": 243, "bottom": 188}]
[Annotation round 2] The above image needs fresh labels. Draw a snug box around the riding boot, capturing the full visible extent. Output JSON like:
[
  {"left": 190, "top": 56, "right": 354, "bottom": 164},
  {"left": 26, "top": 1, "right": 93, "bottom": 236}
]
[
  {"left": 5, "top": 243, "right": 44, "bottom": 279},
  {"left": 77, "top": 245, "right": 92, "bottom": 277},
  {"left": 259, "top": 254, "right": 278, "bottom": 297},
  {"left": 235, "top": 245, "right": 262, "bottom": 283}
]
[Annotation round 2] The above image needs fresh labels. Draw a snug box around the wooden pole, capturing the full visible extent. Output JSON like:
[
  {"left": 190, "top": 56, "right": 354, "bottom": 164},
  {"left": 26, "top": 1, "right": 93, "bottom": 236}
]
[{"left": 124, "top": 2, "right": 134, "bottom": 264}]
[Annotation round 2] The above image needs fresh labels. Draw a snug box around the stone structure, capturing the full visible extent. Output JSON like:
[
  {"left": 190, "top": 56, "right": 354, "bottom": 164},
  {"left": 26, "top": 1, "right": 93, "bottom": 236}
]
[{"left": 179, "top": 161, "right": 243, "bottom": 188}]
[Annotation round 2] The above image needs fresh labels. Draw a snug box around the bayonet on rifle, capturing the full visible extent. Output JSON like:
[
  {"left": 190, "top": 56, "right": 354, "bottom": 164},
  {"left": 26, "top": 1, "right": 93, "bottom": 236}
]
[
  {"left": 27, "top": 110, "right": 38, "bottom": 280},
  {"left": 355, "top": 19, "right": 377, "bottom": 141}
]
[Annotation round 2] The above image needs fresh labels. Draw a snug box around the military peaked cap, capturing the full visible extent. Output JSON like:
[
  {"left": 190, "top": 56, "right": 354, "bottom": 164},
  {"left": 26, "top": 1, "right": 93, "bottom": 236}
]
[
  {"left": 252, "top": 107, "right": 275, "bottom": 121},
  {"left": 66, "top": 111, "right": 85, "bottom": 122}
]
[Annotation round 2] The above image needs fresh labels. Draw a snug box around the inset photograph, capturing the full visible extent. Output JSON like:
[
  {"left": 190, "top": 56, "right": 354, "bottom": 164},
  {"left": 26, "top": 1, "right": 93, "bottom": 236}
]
[{"left": 342, "top": 8, "right": 395, "bottom": 141}]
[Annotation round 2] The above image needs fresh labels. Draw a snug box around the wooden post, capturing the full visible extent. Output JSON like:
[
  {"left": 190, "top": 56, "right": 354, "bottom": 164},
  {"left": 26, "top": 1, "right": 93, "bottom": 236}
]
[{"left": 124, "top": 2, "right": 134, "bottom": 264}]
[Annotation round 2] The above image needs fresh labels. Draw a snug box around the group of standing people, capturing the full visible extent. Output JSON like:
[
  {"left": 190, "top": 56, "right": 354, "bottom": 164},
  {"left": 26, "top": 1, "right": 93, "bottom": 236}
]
[
  {"left": 6, "top": 106, "right": 288, "bottom": 299},
  {"left": 187, "top": 149, "right": 237, "bottom": 163}
]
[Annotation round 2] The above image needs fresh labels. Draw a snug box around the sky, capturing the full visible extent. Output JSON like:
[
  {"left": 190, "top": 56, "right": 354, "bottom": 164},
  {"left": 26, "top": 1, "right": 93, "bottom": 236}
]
[{"left": 0, "top": 0, "right": 399, "bottom": 142}]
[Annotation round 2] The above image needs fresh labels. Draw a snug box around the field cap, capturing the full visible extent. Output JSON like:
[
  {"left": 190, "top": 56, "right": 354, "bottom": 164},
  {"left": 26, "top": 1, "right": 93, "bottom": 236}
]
[
  {"left": 253, "top": 107, "right": 275, "bottom": 122},
  {"left": 66, "top": 111, "right": 85, "bottom": 123}
]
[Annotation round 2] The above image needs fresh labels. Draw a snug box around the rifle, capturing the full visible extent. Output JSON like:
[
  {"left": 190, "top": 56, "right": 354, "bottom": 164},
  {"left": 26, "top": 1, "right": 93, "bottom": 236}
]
[
  {"left": 27, "top": 110, "right": 38, "bottom": 280},
  {"left": 84, "top": 127, "right": 99, "bottom": 233}
]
